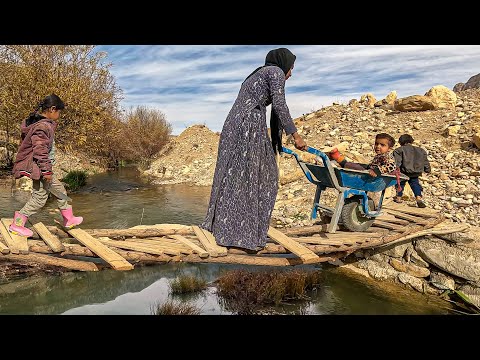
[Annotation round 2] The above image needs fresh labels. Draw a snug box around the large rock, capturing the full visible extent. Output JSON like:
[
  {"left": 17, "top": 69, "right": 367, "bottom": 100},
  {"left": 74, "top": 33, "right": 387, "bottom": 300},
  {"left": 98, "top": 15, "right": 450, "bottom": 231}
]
[
  {"left": 425, "top": 85, "right": 457, "bottom": 110},
  {"left": 359, "top": 93, "right": 377, "bottom": 108},
  {"left": 355, "top": 259, "right": 399, "bottom": 280},
  {"left": 390, "top": 258, "right": 430, "bottom": 278},
  {"left": 385, "top": 91, "right": 397, "bottom": 105},
  {"left": 374, "top": 91, "right": 397, "bottom": 107},
  {"left": 463, "top": 73, "right": 480, "bottom": 90},
  {"left": 415, "top": 238, "right": 480, "bottom": 283},
  {"left": 394, "top": 95, "right": 436, "bottom": 112},
  {"left": 397, "top": 273, "right": 425, "bottom": 292},
  {"left": 453, "top": 82, "right": 465, "bottom": 92}
]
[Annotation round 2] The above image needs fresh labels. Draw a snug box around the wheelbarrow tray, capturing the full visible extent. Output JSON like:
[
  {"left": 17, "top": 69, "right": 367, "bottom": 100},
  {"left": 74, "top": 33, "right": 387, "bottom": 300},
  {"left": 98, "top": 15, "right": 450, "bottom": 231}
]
[{"left": 303, "top": 163, "right": 408, "bottom": 193}]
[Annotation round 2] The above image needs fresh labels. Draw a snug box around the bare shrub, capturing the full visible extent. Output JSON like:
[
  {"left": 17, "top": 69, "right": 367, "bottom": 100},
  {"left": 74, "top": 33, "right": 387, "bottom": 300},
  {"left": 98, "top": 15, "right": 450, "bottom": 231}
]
[{"left": 117, "top": 106, "right": 172, "bottom": 166}]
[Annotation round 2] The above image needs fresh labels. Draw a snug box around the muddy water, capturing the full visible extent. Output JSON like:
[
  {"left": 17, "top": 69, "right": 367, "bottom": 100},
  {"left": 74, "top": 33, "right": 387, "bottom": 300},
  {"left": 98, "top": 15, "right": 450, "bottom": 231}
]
[{"left": 0, "top": 167, "right": 450, "bottom": 314}]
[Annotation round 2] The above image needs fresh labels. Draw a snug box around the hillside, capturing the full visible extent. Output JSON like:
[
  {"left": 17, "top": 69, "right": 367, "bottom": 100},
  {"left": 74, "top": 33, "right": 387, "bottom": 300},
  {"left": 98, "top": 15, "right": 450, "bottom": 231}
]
[{"left": 145, "top": 87, "right": 480, "bottom": 227}]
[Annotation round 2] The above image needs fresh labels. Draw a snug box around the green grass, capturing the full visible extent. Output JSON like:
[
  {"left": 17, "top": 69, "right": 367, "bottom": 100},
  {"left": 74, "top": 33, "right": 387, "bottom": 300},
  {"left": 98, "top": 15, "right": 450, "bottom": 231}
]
[
  {"left": 151, "top": 300, "right": 200, "bottom": 315},
  {"left": 61, "top": 170, "right": 87, "bottom": 191},
  {"left": 169, "top": 275, "right": 207, "bottom": 294}
]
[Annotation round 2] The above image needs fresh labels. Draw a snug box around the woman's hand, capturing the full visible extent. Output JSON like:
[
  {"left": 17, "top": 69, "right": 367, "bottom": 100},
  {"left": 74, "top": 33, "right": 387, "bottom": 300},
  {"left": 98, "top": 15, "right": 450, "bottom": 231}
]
[
  {"left": 368, "top": 169, "right": 377, "bottom": 177},
  {"left": 292, "top": 132, "right": 307, "bottom": 151}
]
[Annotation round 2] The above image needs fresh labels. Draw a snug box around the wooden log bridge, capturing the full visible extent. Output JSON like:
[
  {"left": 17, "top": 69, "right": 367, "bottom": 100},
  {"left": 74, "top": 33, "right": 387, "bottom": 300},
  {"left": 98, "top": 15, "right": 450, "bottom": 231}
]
[{"left": 0, "top": 203, "right": 469, "bottom": 272}]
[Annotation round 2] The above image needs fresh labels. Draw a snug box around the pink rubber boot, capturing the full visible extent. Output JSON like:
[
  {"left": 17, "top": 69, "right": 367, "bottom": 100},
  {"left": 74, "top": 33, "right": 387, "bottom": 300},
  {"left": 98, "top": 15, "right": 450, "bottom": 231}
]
[
  {"left": 9, "top": 211, "right": 34, "bottom": 237},
  {"left": 60, "top": 207, "right": 83, "bottom": 229}
]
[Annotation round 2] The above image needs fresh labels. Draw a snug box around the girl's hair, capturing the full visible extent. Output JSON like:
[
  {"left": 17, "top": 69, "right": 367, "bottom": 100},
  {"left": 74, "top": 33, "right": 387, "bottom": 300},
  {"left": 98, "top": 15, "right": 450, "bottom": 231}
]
[
  {"left": 398, "top": 134, "right": 414, "bottom": 146},
  {"left": 375, "top": 133, "right": 395, "bottom": 148},
  {"left": 26, "top": 94, "right": 65, "bottom": 125}
]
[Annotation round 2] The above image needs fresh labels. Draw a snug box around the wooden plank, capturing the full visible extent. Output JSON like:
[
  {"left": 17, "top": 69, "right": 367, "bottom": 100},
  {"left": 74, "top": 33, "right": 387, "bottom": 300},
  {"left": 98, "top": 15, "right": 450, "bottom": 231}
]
[
  {"left": 169, "top": 235, "right": 209, "bottom": 258},
  {"left": 294, "top": 237, "right": 356, "bottom": 246},
  {"left": 192, "top": 226, "right": 220, "bottom": 257},
  {"left": 383, "top": 208, "right": 430, "bottom": 225},
  {"left": 199, "top": 228, "right": 228, "bottom": 256},
  {"left": 383, "top": 203, "right": 439, "bottom": 218},
  {"left": 267, "top": 226, "right": 320, "bottom": 264},
  {"left": 68, "top": 228, "right": 133, "bottom": 270},
  {"left": 33, "top": 222, "right": 65, "bottom": 253},
  {"left": 3, "top": 253, "right": 98, "bottom": 272},
  {"left": 97, "top": 238, "right": 178, "bottom": 255},
  {"left": 0, "top": 218, "right": 29, "bottom": 254},
  {"left": 372, "top": 219, "right": 405, "bottom": 231},
  {"left": 375, "top": 214, "right": 410, "bottom": 225}
]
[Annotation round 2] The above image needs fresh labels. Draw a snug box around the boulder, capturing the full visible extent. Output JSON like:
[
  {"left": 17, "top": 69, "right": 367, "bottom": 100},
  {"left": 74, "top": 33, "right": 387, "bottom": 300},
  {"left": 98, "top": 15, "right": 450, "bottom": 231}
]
[
  {"left": 463, "top": 73, "right": 480, "bottom": 90},
  {"left": 425, "top": 85, "right": 457, "bottom": 110},
  {"left": 390, "top": 258, "right": 430, "bottom": 278},
  {"left": 415, "top": 237, "right": 480, "bottom": 282},
  {"left": 394, "top": 95, "right": 436, "bottom": 112}
]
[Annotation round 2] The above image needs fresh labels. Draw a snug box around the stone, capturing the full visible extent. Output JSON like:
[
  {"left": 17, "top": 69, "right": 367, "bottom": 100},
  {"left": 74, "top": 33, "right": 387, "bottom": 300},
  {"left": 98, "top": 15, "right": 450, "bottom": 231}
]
[
  {"left": 397, "top": 272, "right": 425, "bottom": 292},
  {"left": 415, "top": 238, "right": 480, "bottom": 282},
  {"left": 394, "top": 95, "right": 436, "bottom": 112},
  {"left": 425, "top": 85, "right": 457, "bottom": 110},
  {"left": 390, "top": 258, "right": 431, "bottom": 278}
]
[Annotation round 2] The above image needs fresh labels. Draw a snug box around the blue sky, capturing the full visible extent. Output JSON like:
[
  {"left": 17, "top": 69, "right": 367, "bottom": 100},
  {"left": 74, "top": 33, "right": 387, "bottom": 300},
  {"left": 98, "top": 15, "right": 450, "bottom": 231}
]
[{"left": 97, "top": 45, "right": 480, "bottom": 135}]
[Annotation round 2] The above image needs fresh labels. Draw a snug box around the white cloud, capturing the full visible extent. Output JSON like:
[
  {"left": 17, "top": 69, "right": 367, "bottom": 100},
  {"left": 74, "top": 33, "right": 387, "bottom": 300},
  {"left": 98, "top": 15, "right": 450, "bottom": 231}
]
[{"left": 99, "top": 45, "right": 480, "bottom": 134}]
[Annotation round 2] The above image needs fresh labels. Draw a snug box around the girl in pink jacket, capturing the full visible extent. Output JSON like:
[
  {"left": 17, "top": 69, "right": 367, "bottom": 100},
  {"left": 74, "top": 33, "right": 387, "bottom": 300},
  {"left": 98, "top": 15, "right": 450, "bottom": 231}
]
[{"left": 9, "top": 94, "right": 83, "bottom": 237}]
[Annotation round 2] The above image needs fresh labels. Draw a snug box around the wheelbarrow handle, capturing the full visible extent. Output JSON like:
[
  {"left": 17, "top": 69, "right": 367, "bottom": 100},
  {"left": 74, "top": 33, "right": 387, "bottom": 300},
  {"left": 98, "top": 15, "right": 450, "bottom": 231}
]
[{"left": 281, "top": 146, "right": 330, "bottom": 166}]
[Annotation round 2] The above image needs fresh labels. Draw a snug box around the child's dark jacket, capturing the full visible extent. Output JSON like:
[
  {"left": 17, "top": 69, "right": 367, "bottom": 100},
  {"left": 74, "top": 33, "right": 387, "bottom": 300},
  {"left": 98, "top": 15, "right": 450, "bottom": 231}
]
[{"left": 393, "top": 144, "right": 431, "bottom": 177}]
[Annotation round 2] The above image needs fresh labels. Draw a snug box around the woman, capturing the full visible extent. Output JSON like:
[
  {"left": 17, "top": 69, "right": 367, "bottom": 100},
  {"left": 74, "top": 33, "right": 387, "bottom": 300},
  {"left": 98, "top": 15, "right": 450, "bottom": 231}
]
[{"left": 200, "top": 48, "right": 307, "bottom": 251}]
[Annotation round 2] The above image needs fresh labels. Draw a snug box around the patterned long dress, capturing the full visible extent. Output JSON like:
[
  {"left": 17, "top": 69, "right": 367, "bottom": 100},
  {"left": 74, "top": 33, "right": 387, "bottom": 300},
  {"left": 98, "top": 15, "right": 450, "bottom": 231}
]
[{"left": 200, "top": 66, "right": 297, "bottom": 250}]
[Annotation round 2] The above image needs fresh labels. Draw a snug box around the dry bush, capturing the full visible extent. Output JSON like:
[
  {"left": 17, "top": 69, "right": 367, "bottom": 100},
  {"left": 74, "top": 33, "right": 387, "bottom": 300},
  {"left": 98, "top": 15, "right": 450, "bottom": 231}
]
[
  {"left": 215, "top": 269, "right": 323, "bottom": 315},
  {"left": 169, "top": 274, "right": 207, "bottom": 294},
  {"left": 117, "top": 106, "right": 172, "bottom": 166},
  {"left": 151, "top": 300, "right": 200, "bottom": 315},
  {"left": 0, "top": 45, "right": 123, "bottom": 162}
]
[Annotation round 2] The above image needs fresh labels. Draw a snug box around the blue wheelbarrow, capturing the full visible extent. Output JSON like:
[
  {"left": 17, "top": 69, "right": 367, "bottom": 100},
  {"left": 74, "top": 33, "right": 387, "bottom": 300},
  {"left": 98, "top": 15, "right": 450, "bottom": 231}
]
[{"left": 282, "top": 146, "right": 409, "bottom": 233}]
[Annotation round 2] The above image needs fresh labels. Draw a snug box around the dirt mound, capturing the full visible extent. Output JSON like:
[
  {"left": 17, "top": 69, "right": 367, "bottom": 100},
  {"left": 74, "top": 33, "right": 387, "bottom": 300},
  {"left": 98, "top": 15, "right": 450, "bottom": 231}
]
[{"left": 145, "top": 125, "right": 220, "bottom": 186}]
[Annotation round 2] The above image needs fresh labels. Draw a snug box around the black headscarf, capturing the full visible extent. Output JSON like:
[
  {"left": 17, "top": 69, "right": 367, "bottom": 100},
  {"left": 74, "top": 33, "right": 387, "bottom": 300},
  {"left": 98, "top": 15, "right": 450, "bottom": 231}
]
[{"left": 243, "top": 48, "right": 296, "bottom": 154}]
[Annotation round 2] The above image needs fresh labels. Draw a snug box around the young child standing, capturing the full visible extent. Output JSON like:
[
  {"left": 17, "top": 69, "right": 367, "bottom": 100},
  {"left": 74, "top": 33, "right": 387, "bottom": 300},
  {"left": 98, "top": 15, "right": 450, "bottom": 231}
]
[
  {"left": 9, "top": 94, "right": 83, "bottom": 237},
  {"left": 327, "top": 133, "right": 398, "bottom": 177},
  {"left": 393, "top": 134, "right": 431, "bottom": 208}
]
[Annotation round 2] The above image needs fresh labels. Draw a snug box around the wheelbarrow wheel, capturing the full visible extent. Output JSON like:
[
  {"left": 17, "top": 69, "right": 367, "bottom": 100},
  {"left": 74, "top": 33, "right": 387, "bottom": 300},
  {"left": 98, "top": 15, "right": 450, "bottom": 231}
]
[{"left": 340, "top": 198, "right": 375, "bottom": 232}]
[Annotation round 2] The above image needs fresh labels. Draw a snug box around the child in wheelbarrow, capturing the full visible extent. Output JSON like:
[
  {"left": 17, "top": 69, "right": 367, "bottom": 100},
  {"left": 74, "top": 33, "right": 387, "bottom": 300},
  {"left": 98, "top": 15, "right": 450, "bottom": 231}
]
[{"left": 327, "top": 133, "right": 398, "bottom": 177}]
